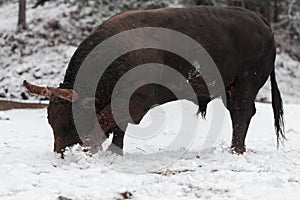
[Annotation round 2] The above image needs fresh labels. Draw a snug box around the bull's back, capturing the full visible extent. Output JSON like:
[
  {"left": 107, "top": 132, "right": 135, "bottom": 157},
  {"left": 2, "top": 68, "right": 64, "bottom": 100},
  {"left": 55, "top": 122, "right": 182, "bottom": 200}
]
[
  {"left": 89, "top": 6, "right": 273, "bottom": 84},
  {"left": 115, "top": 6, "right": 273, "bottom": 82},
  {"left": 63, "top": 6, "right": 274, "bottom": 102}
]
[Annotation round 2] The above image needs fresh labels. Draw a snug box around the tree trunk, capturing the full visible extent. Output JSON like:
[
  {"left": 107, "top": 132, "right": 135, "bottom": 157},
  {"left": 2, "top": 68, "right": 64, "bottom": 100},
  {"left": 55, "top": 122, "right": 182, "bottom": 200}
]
[
  {"left": 18, "top": 0, "right": 27, "bottom": 30},
  {"left": 273, "top": 0, "right": 279, "bottom": 23}
]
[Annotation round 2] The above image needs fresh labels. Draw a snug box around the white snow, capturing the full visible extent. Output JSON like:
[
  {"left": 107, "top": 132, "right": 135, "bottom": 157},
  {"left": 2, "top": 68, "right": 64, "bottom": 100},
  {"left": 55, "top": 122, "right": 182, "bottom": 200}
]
[
  {"left": 1, "top": 1, "right": 300, "bottom": 199},
  {"left": 1, "top": 100, "right": 300, "bottom": 200},
  {"left": 257, "top": 52, "right": 300, "bottom": 104}
]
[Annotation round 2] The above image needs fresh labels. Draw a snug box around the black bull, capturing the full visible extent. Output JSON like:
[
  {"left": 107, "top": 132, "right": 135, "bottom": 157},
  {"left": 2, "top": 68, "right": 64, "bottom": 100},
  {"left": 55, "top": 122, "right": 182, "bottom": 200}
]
[{"left": 24, "top": 6, "right": 284, "bottom": 155}]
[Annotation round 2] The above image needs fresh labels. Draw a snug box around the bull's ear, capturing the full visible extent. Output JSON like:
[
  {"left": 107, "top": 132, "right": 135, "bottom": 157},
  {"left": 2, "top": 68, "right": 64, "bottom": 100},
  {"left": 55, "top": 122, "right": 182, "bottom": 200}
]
[{"left": 23, "top": 80, "right": 79, "bottom": 102}]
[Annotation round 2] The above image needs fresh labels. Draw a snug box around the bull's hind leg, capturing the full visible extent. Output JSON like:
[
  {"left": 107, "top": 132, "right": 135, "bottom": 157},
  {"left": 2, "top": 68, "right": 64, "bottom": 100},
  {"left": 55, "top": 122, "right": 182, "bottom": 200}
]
[{"left": 226, "top": 76, "right": 260, "bottom": 154}]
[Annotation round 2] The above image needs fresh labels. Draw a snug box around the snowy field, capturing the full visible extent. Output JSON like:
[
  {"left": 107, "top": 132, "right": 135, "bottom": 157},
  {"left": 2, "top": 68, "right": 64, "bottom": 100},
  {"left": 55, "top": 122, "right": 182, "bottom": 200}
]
[
  {"left": 1, "top": 1, "right": 300, "bottom": 199},
  {"left": 1, "top": 100, "right": 300, "bottom": 200}
]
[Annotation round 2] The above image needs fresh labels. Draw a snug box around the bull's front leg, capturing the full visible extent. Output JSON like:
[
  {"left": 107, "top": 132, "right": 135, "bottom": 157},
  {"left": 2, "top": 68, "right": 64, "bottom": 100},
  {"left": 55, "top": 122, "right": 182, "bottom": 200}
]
[
  {"left": 97, "top": 105, "right": 127, "bottom": 155},
  {"left": 107, "top": 127, "right": 125, "bottom": 155}
]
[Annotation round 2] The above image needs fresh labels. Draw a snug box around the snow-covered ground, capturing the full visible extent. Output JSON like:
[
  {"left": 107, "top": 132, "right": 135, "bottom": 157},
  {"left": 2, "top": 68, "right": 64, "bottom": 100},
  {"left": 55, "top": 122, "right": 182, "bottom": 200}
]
[
  {"left": 257, "top": 52, "right": 300, "bottom": 103},
  {"left": 1, "top": 1, "right": 300, "bottom": 199},
  {"left": 1, "top": 100, "right": 300, "bottom": 200}
]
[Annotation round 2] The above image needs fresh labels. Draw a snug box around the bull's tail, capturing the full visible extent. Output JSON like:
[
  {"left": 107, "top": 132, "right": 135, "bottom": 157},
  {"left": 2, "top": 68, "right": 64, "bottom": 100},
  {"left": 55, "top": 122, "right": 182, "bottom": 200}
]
[{"left": 270, "top": 68, "right": 285, "bottom": 146}]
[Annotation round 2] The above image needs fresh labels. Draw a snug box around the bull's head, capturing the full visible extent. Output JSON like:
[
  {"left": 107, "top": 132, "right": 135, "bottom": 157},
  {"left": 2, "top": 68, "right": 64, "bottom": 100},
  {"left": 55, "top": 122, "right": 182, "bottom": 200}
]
[{"left": 23, "top": 80, "right": 105, "bottom": 155}]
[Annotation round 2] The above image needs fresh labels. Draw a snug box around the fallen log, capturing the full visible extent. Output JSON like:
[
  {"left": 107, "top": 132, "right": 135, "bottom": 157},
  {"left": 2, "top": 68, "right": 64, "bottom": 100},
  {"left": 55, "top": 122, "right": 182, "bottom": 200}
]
[{"left": 0, "top": 99, "right": 48, "bottom": 111}]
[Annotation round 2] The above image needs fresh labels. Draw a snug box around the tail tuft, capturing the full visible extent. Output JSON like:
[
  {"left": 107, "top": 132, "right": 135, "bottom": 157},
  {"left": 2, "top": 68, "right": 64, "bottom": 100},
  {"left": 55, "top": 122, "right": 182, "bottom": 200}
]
[{"left": 270, "top": 68, "right": 285, "bottom": 146}]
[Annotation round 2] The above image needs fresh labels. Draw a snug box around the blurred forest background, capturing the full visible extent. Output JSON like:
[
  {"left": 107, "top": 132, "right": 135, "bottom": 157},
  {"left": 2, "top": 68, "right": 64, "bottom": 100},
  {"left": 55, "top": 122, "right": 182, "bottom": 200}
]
[{"left": 0, "top": 0, "right": 299, "bottom": 102}]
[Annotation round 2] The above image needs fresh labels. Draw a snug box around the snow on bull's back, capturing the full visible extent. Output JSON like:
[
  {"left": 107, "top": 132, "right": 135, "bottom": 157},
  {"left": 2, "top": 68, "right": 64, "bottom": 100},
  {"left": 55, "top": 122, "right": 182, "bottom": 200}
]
[{"left": 0, "top": 101, "right": 300, "bottom": 199}]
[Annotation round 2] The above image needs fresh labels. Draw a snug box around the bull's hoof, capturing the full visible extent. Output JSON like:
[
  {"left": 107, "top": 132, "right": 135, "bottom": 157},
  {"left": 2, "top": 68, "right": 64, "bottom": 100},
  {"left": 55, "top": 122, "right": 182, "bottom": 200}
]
[
  {"left": 107, "top": 144, "right": 123, "bottom": 155},
  {"left": 230, "top": 146, "right": 246, "bottom": 154}
]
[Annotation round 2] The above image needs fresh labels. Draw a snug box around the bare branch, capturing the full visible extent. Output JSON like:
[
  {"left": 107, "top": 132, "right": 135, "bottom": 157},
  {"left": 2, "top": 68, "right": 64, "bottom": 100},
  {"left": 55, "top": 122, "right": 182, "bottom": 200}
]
[{"left": 32, "top": 0, "right": 49, "bottom": 9}]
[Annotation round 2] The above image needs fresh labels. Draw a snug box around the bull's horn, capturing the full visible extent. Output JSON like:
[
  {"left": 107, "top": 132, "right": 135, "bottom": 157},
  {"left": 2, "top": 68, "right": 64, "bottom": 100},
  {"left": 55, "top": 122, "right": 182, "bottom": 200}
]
[
  {"left": 23, "top": 80, "right": 50, "bottom": 97},
  {"left": 23, "top": 80, "right": 79, "bottom": 102},
  {"left": 47, "top": 87, "right": 79, "bottom": 102}
]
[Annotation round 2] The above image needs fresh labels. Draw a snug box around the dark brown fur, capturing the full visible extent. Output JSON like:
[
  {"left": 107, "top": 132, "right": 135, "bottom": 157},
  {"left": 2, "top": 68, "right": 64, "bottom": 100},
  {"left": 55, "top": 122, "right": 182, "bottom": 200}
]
[{"left": 46, "top": 6, "right": 284, "bottom": 155}]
